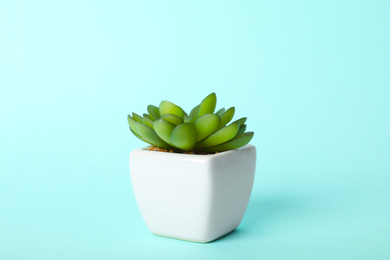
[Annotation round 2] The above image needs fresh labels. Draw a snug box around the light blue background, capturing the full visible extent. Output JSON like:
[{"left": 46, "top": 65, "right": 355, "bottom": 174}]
[{"left": 1, "top": 0, "right": 389, "bottom": 259}]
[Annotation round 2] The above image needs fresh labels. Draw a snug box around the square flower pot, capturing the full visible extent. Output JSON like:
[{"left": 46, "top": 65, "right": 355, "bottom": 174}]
[{"left": 129, "top": 144, "right": 256, "bottom": 243}]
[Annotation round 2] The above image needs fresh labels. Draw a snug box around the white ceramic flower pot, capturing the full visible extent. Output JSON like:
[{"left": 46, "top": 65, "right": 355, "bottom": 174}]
[{"left": 129, "top": 144, "right": 256, "bottom": 243}]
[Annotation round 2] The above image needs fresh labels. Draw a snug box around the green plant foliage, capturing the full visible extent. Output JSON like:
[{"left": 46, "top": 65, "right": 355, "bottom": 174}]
[
  {"left": 134, "top": 122, "right": 173, "bottom": 150},
  {"left": 197, "top": 92, "right": 217, "bottom": 118},
  {"left": 218, "top": 107, "right": 235, "bottom": 129},
  {"left": 159, "top": 101, "right": 185, "bottom": 119},
  {"left": 127, "top": 92, "right": 254, "bottom": 153},
  {"left": 160, "top": 114, "right": 183, "bottom": 126},
  {"left": 153, "top": 119, "right": 176, "bottom": 145},
  {"left": 147, "top": 105, "right": 160, "bottom": 121},
  {"left": 194, "top": 114, "right": 220, "bottom": 142},
  {"left": 170, "top": 123, "right": 197, "bottom": 151},
  {"left": 195, "top": 122, "right": 240, "bottom": 149}
]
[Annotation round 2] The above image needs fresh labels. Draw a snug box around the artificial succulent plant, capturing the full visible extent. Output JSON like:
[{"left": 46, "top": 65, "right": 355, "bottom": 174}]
[{"left": 127, "top": 93, "right": 254, "bottom": 153}]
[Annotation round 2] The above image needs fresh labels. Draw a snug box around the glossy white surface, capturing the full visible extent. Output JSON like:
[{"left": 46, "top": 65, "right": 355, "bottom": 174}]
[{"left": 129, "top": 144, "right": 256, "bottom": 243}]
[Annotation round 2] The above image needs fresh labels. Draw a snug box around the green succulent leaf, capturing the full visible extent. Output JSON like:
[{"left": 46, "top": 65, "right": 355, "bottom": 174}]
[
  {"left": 195, "top": 122, "right": 240, "bottom": 149},
  {"left": 231, "top": 117, "right": 247, "bottom": 127},
  {"left": 200, "top": 132, "right": 254, "bottom": 153},
  {"left": 153, "top": 119, "right": 176, "bottom": 145},
  {"left": 197, "top": 92, "right": 217, "bottom": 118},
  {"left": 128, "top": 115, "right": 140, "bottom": 135},
  {"left": 194, "top": 114, "right": 221, "bottom": 142},
  {"left": 132, "top": 112, "right": 143, "bottom": 123},
  {"left": 147, "top": 105, "right": 161, "bottom": 121},
  {"left": 135, "top": 122, "right": 173, "bottom": 149},
  {"left": 189, "top": 104, "right": 200, "bottom": 119},
  {"left": 143, "top": 116, "right": 154, "bottom": 129},
  {"left": 143, "top": 113, "right": 151, "bottom": 120},
  {"left": 218, "top": 107, "right": 235, "bottom": 129},
  {"left": 170, "top": 123, "right": 197, "bottom": 151},
  {"left": 215, "top": 108, "right": 225, "bottom": 116},
  {"left": 160, "top": 113, "right": 184, "bottom": 126},
  {"left": 237, "top": 124, "right": 247, "bottom": 135},
  {"left": 129, "top": 127, "right": 144, "bottom": 141},
  {"left": 159, "top": 101, "right": 185, "bottom": 119}
]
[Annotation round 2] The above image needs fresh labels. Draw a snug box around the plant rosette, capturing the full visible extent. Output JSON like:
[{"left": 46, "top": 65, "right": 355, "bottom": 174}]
[{"left": 128, "top": 93, "right": 256, "bottom": 242}]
